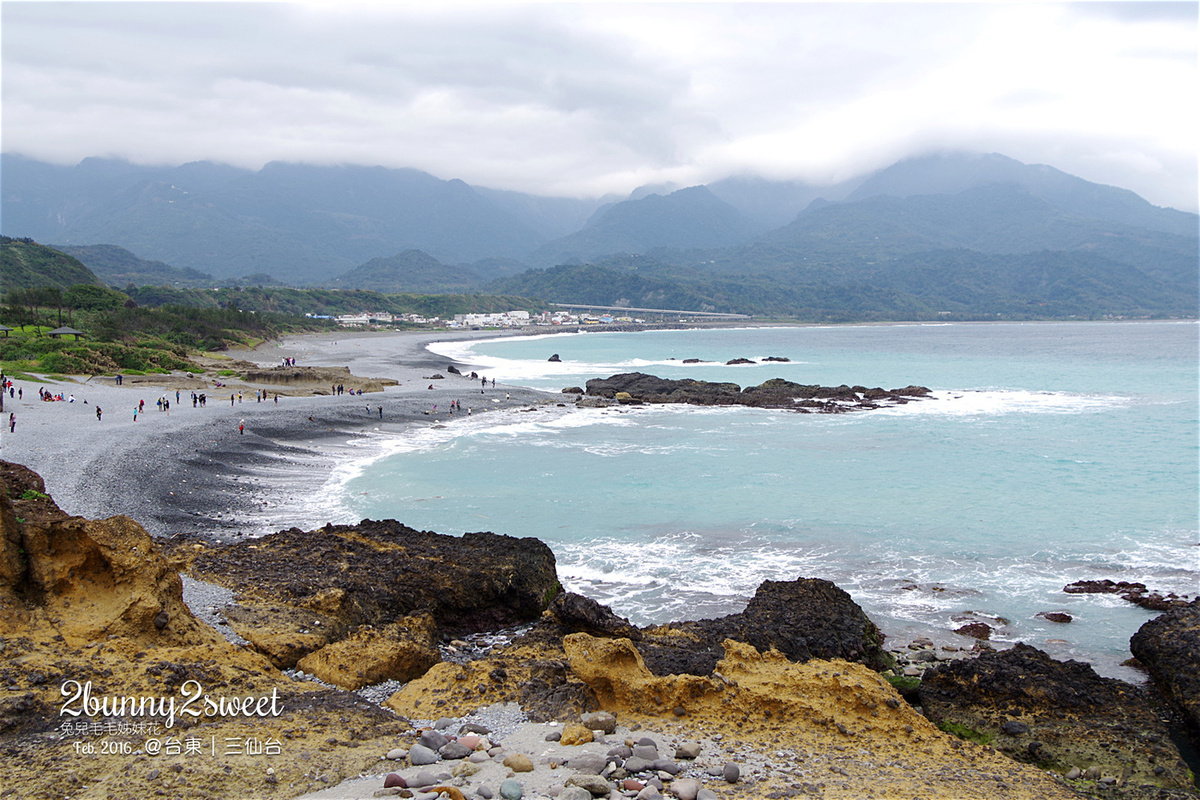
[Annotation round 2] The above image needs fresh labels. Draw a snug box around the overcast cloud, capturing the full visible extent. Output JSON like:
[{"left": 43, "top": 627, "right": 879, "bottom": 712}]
[{"left": 2, "top": 2, "right": 1196, "bottom": 211}]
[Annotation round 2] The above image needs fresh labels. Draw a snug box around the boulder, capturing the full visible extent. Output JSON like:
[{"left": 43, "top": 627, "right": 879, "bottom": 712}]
[
  {"left": 549, "top": 592, "right": 642, "bottom": 640},
  {"left": 296, "top": 612, "right": 441, "bottom": 690},
  {"left": 548, "top": 354, "right": 562, "bottom": 362},
  {"left": 918, "top": 643, "right": 1192, "bottom": 789},
  {"left": 168, "top": 519, "right": 560, "bottom": 639},
  {"left": 559, "top": 722, "right": 594, "bottom": 746},
  {"left": 636, "top": 578, "right": 893, "bottom": 675},
  {"left": 583, "top": 372, "right": 928, "bottom": 413},
  {"left": 1130, "top": 599, "right": 1200, "bottom": 751}
]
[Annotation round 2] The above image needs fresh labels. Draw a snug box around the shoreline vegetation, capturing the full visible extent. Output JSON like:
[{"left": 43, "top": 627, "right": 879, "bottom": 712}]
[{"left": 0, "top": 326, "right": 1197, "bottom": 800}]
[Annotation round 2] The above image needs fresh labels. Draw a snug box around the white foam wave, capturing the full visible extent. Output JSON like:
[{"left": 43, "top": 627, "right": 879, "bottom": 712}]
[{"left": 881, "top": 389, "right": 1130, "bottom": 417}]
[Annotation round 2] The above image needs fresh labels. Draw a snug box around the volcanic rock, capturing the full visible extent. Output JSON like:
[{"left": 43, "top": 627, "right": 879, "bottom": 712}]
[
  {"left": 167, "top": 519, "right": 560, "bottom": 668},
  {"left": 636, "top": 578, "right": 893, "bottom": 675},
  {"left": 1130, "top": 599, "right": 1200, "bottom": 751},
  {"left": 918, "top": 642, "right": 1192, "bottom": 789},
  {"left": 549, "top": 592, "right": 642, "bottom": 641},
  {"left": 584, "top": 372, "right": 929, "bottom": 413}
]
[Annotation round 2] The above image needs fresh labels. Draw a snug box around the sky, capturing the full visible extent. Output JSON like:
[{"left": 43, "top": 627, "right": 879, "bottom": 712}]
[{"left": 2, "top": 1, "right": 1197, "bottom": 211}]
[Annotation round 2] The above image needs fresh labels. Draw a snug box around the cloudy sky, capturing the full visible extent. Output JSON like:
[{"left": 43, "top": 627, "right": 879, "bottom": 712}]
[{"left": 3, "top": 2, "right": 1197, "bottom": 211}]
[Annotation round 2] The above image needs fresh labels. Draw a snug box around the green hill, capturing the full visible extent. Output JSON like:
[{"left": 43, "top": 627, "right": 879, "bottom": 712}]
[
  {"left": 1, "top": 236, "right": 103, "bottom": 292},
  {"left": 50, "top": 243, "right": 214, "bottom": 287},
  {"left": 332, "top": 250, "right": 484, "bottom": 293}
]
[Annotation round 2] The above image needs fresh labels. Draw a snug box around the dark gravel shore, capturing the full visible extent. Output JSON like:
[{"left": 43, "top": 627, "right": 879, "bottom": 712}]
[{"left": 2, "top": 329, "right": 559, "bottom": 540}]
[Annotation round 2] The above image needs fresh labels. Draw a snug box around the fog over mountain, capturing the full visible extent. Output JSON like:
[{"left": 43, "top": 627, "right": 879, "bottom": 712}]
[{"left": 3, "top": 150, "right": 1196, "bottom": 320}]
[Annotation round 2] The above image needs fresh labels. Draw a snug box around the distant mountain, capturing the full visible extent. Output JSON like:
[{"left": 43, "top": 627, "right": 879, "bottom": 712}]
[
  {"left": 847, "top": 152, "right": 1197, "bottom": 238},
  {"left": 0, "top": 156, "right": 560, "bottom": 283},
  {"left": 706, "top": 174, "right": 860, "bottom": 233},
  {"left": 332, "top": 250, "right": 484, "bottom": 293},
  {"left": 528, "top": 186, "right": 754, "bottom": 267},
  {"left": 3, "top": 150, "right": 1196, "bottom": 320},
  {"left": 1, "top": 236, "right": 103, "bottom": 291},
  {"left": 50, "top": 243, "right": 213, "bottom": 287}
]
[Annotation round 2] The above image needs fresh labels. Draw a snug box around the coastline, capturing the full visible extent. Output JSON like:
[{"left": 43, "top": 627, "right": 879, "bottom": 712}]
[
  {"left": 0, "top": 328, "right": 554, "bottom": 539},
  {"left": 3, "top": 325, "right": 1198, "bottom": 800}
]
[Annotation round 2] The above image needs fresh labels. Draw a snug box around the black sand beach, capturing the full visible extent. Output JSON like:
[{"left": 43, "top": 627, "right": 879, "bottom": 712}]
[{"left": 1, "top": 329, "right": 556, "bottom": 540}]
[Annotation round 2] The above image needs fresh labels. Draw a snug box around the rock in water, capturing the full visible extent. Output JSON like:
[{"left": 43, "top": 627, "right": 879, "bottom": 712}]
[{"left": 1130, "top": 599, "right": 1200, "bottom": 751}]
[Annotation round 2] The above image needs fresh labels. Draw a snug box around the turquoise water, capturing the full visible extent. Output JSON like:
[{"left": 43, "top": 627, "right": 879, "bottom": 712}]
[{"left": 340, "top": 321, "right": 1199, "bottom": 678}]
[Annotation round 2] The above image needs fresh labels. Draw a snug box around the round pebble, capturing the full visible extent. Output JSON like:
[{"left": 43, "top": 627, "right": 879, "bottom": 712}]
[
  {"left": 669, "top": 778, "right": 700, "bottom": 800},
  {"left": 502, "top": 753, "right": 534, "bottom": 772},
  {"left": 383, "top": 773, "right": 406, "bottom": 788},
  {"left": 723, "top": 762, "right": 741, "bottom": 783},
  {"left": 499, "top": 778, "right": 524, "bottom": 800}
]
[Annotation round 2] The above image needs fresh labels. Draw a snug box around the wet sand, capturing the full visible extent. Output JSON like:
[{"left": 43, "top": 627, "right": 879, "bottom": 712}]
[{"left": 0, "top": 328, "right": 559, "bottom": 540}]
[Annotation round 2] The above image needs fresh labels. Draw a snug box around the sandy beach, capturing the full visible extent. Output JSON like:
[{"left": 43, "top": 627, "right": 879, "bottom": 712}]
[{"left": 0, "top": 328, "right": 559, "bottom": 540}]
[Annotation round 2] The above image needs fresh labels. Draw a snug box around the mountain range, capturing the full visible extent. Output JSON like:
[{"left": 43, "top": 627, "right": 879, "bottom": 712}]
[{"left": 2, "top": 151, "right": 1196, "bottom": 319}]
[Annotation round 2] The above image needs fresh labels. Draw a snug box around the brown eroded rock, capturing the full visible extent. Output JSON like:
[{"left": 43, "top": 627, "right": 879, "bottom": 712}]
[
  {"left": 239, "top": 364, "right": 399, "bottom": 394},
  {"left": 558, "top": 722, "right": 594, "bottom": 746},
  {"left": 0, "top": 462, "right": 413, "bottom": 800},
  {"left": 296, "top": 612, "right": 441, "bottom": 690},
  {"left": 558, "top": 634, "right": 1080, "bottom": 800},
  {"left": 0, "top": 462, "right": 221, "bottom": 651},
  {"left": 918, "top": 642, "right": 1193, "bottom": 791}
]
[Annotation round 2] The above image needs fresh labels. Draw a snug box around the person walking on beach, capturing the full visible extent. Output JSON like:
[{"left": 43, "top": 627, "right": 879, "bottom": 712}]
[
  {"left": 139, "top": 399, "right": 144, "bottom": 412},
  {"left": 8, "top": 413, "right": 14, "bottom": 433},
  {"left": 238, "top": 420, "right": 245, "bottom": 435},
  {"left": 133, "top": 407, "right": 138, "bottom": 422},
  {"left": 96, "top": 407, "right": 102, "bottom": 421}
]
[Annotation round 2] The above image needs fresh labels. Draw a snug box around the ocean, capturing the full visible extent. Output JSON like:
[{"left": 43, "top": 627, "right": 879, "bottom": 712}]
[{"left": 333, "top": 321, "right": 1198, "bottom": 679}]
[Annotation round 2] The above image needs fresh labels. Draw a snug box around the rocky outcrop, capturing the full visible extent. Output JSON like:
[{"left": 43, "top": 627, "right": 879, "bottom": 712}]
[
  {"left": 0, "top": 461, "right": 412, "bottom": 799},
  {"left": 1130, "top": 599, "right": 1200, "bottom": 751},
  {"left": 166, "top": 520, "right": 560, "bottom": 668},
  {"left": 584, "top": 372, "right": 929, "bottom": 412},
  {"left": 239, "top": 364, "right": 399, "bottom": 393},
  {"left": 295, "top": 612, "right": 441, "bottom": 690},
  {"left": 636, "top": 578, "right": 893, "bottom": 676},
  {"left": 1065, "top": 579, "right": 1193, "bottom": 611},
  {"left": 548, "top": 591, "right": 642, "bottom": 641},
  {"left": 390, "top": 634, "right": 1083, "bottom": 799},
  {"left": 918, "top": 643, "right": 1193, "bottom": 792},
  {"left": 0, "top": 461, "right": 220, "bottom": 650}
]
